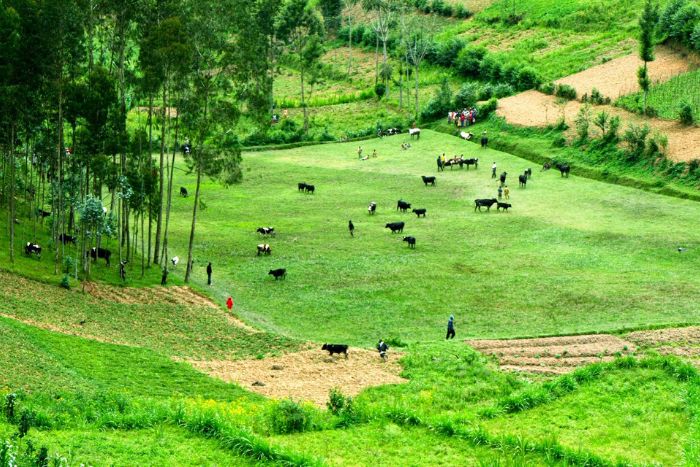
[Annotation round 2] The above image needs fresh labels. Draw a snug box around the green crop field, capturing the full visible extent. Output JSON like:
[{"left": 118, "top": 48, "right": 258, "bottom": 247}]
[
  {"left": 617, "top": 68, "right": 700, "bottom": 121},
  {"left": 155, "top": 130, "right": 700, "bottom": 345}
]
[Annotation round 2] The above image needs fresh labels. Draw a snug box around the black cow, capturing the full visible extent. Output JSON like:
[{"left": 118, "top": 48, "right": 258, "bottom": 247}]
[
  {"left": 519, "top": 174, "right": 527, "bottom": 188},
  {"left": 322, "top": 343, "right": 349, "bottom": 358},
  {"left": 464, "top": 158, "right": 479, "bottom": 170},
  {"left": 474, "top": 198, "right": 497, "bottom": 212},
  {"left": 257, "top": 244, "right": 271, "bottom": 255},
  {"left": 525, "top": 168, "right": 532, "bottom": 179},
  {"left": 24, "top": 242, "right": 41, "bottom": 257},
  {"left": 368, "top": 202, "right": 377, "bottom": 215},
  {"left": 90, "top": 247, "right": 111, "bottom": 266},
  {"left": 421, "top": 176, "right": 436, "bottom": 186},
  {"left": 436, "top": 156, "right": 444, "bottom": 172},
  {"left": 257, "top": 227, "right": 275, "bottom": 236},
  {"left": 556, "top": 163, "right": 570, "bottom": 177},
  {"left": 403, "top": 236, "right": 416, "bottom": 248},
  {"left": 37, "top": 208, "right": 51, "bottom": 218},
  {"left": 268, "top": 268, "right": 286, "bottom": 280},
  {"left": 444, "top": 156, "right": 464, "bottom": 170},
  {"left": 396, "top": 200, "right": 411, "bottom": 212},
  {"left": 497, "top": 202, "right": 512, "bottom": 212},
  {"left": 499, "top": 172, "right": 507, "bottom": 185},
  {"left": 412, "top": 208, "right": 426, "bottom": 218},
  {"left": 305, "top": 184, "right": 315, "bottom": 194},
  {"left": 58, "top": 233, "right": 77, "bottom": 245},
  {"left": 385, "top": 222, "right": 405, "bottom": 233},
  {"left": 297, "top": 182, "right": 307, "bottom": 192},
  {"left": 180, "top": 187, "right": 189, "bottom": 197}
]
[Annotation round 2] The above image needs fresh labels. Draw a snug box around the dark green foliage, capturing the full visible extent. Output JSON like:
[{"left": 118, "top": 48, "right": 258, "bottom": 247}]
[
  {"left": 622, "top": 123, "right": 651, "bottom": 161},
  {"left": 554, "top": 84, "right": 577, "bottom": 100},
  {"left": 374, "top": 82, "right": 386, "bottom": 99},
  {"left": 428, "top": 38, "right": 466, "bottom": 67},
  {"left": 319, "top": 0, "right": 343, "bottom": 32},
  {"left": 420, "top": 78, "right": 452, "bottom": 121},
  {"left": 59, "top": 275, "right": 70, "bottom": 289},
  {"left": 453, "top": 82, "right": 480, "bottom": 108},
  {"left": 3, "top": 393, "right": 15, "bottom": 421},
  {"left": 477, "top": 97, "right": 498, "bottom": 118},
  {"left": 268, "top": 399, "right": 315, "bottom": 434},
  {"left": 540, "top": 82, "right": 556, "bottom": 95},
  {"left": 679, "top": 101, "right": 695, "bottom": 125},
  {"left": 454, "top": 46, "right": 487, "bottom": 78}
]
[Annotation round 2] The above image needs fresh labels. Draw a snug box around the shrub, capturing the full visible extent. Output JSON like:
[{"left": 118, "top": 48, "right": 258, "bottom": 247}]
[
  {"left": 555, "top": 84, "right": 577, "bottom": 100},
  {"left": 3, "top": 394, "right": 16, "bottom": 421},
  {"left": 516, "top": 66, "right": 541, "bottom": 90},
  {"left": 374, "top": 83, "right": 386, "bottom": 99},
  {"left": 453, "top": 82, "right": 480, "bottom": 108},
  {"left": 268, "top": 399, "right": 314, "bottom": 435},
  {"left": 539, "top": 82, "right": 555, "bottom": 95},
  {"left": 477, "top": 97, "right": 498, "bottom": 118},
  {"left": 479, "top": 55, "right": 502, "bottom": 81},
  {"left": 454, "top": 4, "right": 472, "bottom": 18},
  {"left": 589, "top": 88, "right": 609, "bottom": 105},
  {"left": 455, "top": 46, "right": 487, "bottom": 78},
  {"left": 623, "top": 123, "right": 651, "bottom": 161},
  {"left": 679, "top": 101, "right": 695, "bottom": 125},
  {"left": 552, "top": 135, "right": 567, "bottom": 147},
  {"left": 59, "top": 275, "right": 70, "bottom": 290},
  {"left": 493, "top": 83, "right": 515, "bottom": 98},
  {"left": 432, "top": 38, "right": 466, "bottom": 67},
  {"left": 478, "top": 83, "right": 494, "bottom": 100},
  {"left": 575, "top": 105, "right": 592, "bottom": 144},
  {"left": 420, "top": 78, "right": 453, "bottom": 121}
]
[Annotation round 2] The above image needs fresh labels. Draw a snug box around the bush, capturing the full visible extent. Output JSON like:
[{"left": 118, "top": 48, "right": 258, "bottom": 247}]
[
  {"left": 479, "top": 55, "right": 502, "bottom": 81},
  {"left": 374, "top": 83, "right": 386, "bottom": 99},
  {"left": 679, "top": 101, "right": 695, "bottom": 125},
  {"left": 493, "top": 83, "right": 515, "bottom": 98},
  {"left": 477, "top": 97, "right": 498, "bottom": 118},
  {"left": 432, "top": 38, "right": 466, "bottom": 67},
  {"left": 453, "top": 82, "right": 480, "bottom": 108},
  {"left": 268, "top": 399, "right": 315, "bottom": 435},
  {"left": 454, "top": 4, "right": 472, "bottom": 18},
  {"left": 555, "top": 84, "right": 577, "bottom": 100},
  {"left": 479, "top": 83, "right": 494, "bottom": 100},
  {"left": 3, "top": 394, "right": 16, "bottom": 421},
  {"left": 515, "top": 66, "right": 541, "bottom": 90},
  {"left": 623, "top": 123, "right": 651, "bottom": 161},
  {"left": 589, "top": 88, "right": 610, "bottom": 105},
  {"left": 455, "top": 46, "right": 487, "bottom": 78},
  {"left": 59, "top": 275, "right": 70, "bottom": 290},
  {"left": 420, "top": 78, "right": 453, "bottom": 121},
  {"left": 539, "top": 82, "right": 556, "bottom": 95},
  {"left": 552, "top": 135, "right": 567, "bottom": 147}
]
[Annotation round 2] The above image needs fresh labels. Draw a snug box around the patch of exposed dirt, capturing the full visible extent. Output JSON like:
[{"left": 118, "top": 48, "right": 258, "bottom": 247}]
[
  {"left": 626, "top": 326, "right": 700, "bottom": 346},
  {"left": 188, "top": 348, "right": 406, "bottom": 406},
  {"left": 82, "top": 281, "right": 217, "bottom": 308},
  {"left": 496, "top": 90, "right": 700, "bottom": 162},
  {"left": 468, "top": 334, "right": 636, "bottom": 375},
  {"left": 555, "top": 46, "right": 695, "bottom": 99}
]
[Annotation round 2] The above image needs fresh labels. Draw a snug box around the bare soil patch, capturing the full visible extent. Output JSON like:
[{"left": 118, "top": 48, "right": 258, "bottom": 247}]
[
  {"left": 468, "top": 334, "right": 636, "bottom": 375},
  {"left": 496, "top": 90, "right": 700, "bottom": 162},
  {"left": 555, "top": 46, "right": 695, "bottom": 99},
  {"left": 83, "top": 281, "right": 217, "bottom": 308},
  {"left": 189, "top": 347, "right": 406, "bottom": 406},
  {"left": 625, "top": 327, "right": 700, "bottom": 366}
]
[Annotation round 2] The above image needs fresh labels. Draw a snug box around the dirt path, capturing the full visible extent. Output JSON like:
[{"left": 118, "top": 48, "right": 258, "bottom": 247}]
[
  {"left": 189, "top": 347, "right": 406, "bottom": 407},
  {"left": 555, "top": 46, "right": 695, "bottom": 99},
  {"left": 496, "top": 90, "right": 700, "bottom": 162},
  {"left": 468, "top": 334, "right": 636, "bottom": 374}
]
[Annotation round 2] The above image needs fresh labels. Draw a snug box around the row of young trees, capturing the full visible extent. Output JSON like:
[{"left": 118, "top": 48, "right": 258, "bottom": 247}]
[{"left": 0, "top": 0, "right": 322, "bottom": 283}]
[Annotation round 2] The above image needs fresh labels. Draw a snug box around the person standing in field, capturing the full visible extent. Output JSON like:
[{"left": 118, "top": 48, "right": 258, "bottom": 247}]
[
  {"left": 206, "top": 262, "right": 213, "bottom": 286},
  {"left": 357, "top": 146, "right": 363, "bottom": 159},
  {"left": 497, "top": 185, "right": 503, "bottom": 200},
  {"left": 377, "top": 339, "right": 389, "bottom": 362},
  {"left": 481, "top": 131, "right": 489, "bottom": 148},
  {"left": 348, "top": 220, "right": 355, "bottom": 237},
  {"left": 160, "top": 267, "right": 168, "bottom": 286},
  {"left": 491, "top": 162, "right": 497, "bottom": 179},
  {"left": 446, "top": 315, "right": 456, "bottom": 340},
  {"left": 504, "top": 185, "right": 510, "bottom": 200},
  {"left": 226, "top": 297, "right": 233, "bottom": 311}
]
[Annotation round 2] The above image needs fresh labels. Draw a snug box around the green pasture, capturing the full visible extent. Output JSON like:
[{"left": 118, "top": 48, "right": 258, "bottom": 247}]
[{"left": 160, "top": 129, "right": 700, "bottom": 346}]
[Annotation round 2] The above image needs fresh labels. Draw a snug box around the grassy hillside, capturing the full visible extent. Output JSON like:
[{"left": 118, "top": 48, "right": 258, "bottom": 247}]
[
  {"left": 617, "top": 68, "right": 700, "bottom": 121},
  {"left": 158, "top": 130, "right": 700, "bottom": 345}
]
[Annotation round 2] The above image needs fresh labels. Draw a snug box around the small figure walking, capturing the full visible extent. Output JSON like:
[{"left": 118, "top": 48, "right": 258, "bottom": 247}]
[
  {"left": 377, "top": 339, "right": 389, "bottom": 362},
  {"left": 372, "top": 149, "right": 377, "bottom": 158},
  {"left": 226, "top": 296, "right": 233, "bottom": 311},
  {"left": 497, "top": 185, "right": 503, "bottom": 200},
  {"left": 160, "top": 267, "right": 168, "bottom": 286},
  {"left": 491, "top": 162, "right": 497, "bottom": 179},
  {"left": 481, "top": 131, "right": 489, "bottom": 148},
  {"left": 504, "top": 185, "right": 510, "bottom": 200},
  {"left": 357, "top": 146, "right": 363, "bottom": 159},
  {"left": 206, "top": 262, "right": 213, "bottom": 285},
  {"left": 446, "top": 315, "right": 456, "bottom": 340},
  {"left": 348, "top": 220, "right": 355, "bottom": 237}
]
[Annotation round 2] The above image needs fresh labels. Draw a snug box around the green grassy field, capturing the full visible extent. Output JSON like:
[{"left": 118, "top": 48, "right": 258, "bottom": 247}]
[
  {"left": 617, "top": 68, "right": 700, "bottom": 122},
  {"left": 158, "top": 129, "right": 700, "bottom": 346}
]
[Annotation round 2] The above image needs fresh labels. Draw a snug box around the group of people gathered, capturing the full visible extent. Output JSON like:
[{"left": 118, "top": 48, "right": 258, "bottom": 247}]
[{"left": 448, "top": 108, "right": 478, "bottom": 128}]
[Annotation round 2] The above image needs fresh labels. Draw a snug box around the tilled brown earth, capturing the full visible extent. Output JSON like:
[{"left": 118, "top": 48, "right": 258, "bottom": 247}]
[
  {"left": 189, "top": 347, "right": 406, "bottom": 407},
  {"left": 627, "top": 327, "right": 700, "bottom": 366},
  {"left": 467, "top": 334, "right": 636, "bottom": 374}
]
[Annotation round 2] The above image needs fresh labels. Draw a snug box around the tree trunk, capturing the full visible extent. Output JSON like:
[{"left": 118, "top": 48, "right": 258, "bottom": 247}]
[
  {"left": 185, "top": 163, "right": 202, "bottom": 283},
  {"left": 301, "top": 67, "right": 308, "bottom": 134},
  {"left": 55, "top": 81, "right": 64, "bottom": 275},
  {"left": 153, "top": 85, "right": 167, "bottom": 264},
  {"left": 382, "top": 39, "right": 389, "bottom": 97},
  {"left": 374, "top": 36, "right": 379, "bottom": 86},
  {"left": 415, "top": 65, "right": 420, "bottom": 119},
  {"left": 399, "top": 58, "right": 403, "bottom": 109},
  {"left": 8, "top": 126, "right": 15, "bottom": 263},
  {"left": 643, "top": 61, "right": 648, "bottom": 115},
  {"left": 161, "top": 100, "right": 179, "bottom": 267},
  {"left": 347, "top": 19, "right": 353, "bottom": 77},
  {"left": 147, "top": 95, "right": 154, "bottom": 267}
]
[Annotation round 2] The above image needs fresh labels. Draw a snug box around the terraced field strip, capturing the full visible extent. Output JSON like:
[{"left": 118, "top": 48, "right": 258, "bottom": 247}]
[{"left": 468, "top": 334, "right": 636, "bottom": 374}]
